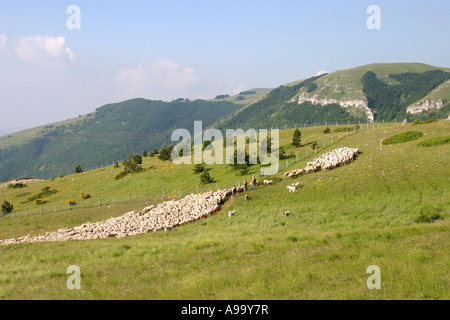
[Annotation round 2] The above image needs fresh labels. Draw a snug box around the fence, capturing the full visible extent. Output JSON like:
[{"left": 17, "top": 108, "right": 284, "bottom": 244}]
[{"left": 1, "top": 121, "right": 387, "bottom": 220}]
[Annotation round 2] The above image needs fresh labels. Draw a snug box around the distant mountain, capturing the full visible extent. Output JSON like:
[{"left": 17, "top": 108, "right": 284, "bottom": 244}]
[
  {"left": 217, "top": 63, "right": 450, "bottom": 130},
  {"left": 1, "top": 62, "right": 449, "bottom": 180},
  {"left": 0, "top": 98, "right": 242, "bottom": 180}
]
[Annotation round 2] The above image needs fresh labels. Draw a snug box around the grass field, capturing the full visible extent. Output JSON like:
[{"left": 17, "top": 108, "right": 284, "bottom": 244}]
[{"left": 0, "top": 120, "right": 449, "bottom": 299}]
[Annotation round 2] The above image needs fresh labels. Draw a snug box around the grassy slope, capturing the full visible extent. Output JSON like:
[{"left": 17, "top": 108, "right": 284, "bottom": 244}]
[
  {"left": 0, "top": 114, "right": 90, "bottom": 149},
  {"left": 0, "top": 121, "right": 449, "bottom": 299},
  {"left": 296, "top": 63, "right": 450, "bottom": 101},
  {"left": 208, "top": 88, "right": 272, "bottom": 106}
]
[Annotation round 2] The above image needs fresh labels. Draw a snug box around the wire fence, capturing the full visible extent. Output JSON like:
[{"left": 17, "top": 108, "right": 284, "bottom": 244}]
[{"left": 1, "top": 120, "right": 388, "bottom": 220}]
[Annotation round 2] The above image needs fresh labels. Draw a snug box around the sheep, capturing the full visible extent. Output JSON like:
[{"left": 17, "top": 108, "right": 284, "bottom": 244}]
[
  {"left": 284, "top": 147, "right": 359, "bottom": 177},
  {"left": 287, "top": 186, "right": 296, "bottom": 192},
  {"left": 228, "top": 210, "right": 236, "bottom": 217},
  {"left": 283, "top": 211, "right": 291, "bottom": 216}
]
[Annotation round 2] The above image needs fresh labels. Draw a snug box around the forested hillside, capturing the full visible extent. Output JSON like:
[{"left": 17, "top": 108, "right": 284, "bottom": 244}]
[
  {"left": 0, "top": 99, "right": 241, "bottom": 180},
  {"left": 216, "top": 75, "right": 365, "bottom": 130},
  {"left": 362, "top": 69, "right": 450, "bottom": 120}
]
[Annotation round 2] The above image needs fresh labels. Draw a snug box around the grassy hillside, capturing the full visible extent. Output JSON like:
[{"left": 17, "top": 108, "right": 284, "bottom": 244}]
[
  {"left": 298, "top": 63, "right": 450, "bottom": 101},
  {"left": 0, "top": 120, "right": 449, "bottom": 299}
]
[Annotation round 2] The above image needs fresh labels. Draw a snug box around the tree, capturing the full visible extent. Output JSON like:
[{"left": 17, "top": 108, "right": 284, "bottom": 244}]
[
  {"left": 193, "top": 163, "right": 206, "bottom": 174},
  {"left": 158, "top": 144, "right": 174, "bottom": 161},
  {"left": 1, "top": 200, "right": 14, "bottom": 213},
  {"left": 200, "top": 171, "right": 214, "bottom": 184},
  {"left": 75, "top": 164, "right": 83, "bottom": 173},
  {"left": 292, "top": 129, "right": 302, "bottom": 147},
  {"left": 143, "top": 150, "right": 148, "bottom": 157},
  {"left": 324, "top": 127, "right": 331, "bottom": 134}
]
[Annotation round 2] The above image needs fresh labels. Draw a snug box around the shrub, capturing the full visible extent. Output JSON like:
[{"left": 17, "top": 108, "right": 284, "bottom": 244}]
[
  {"left": 75, "top": 164, "right": 83, "bottom": 173},
  {"left": 193, "top": 164, "right": 206, "bottom": 174},
  {"left": 8, "top": 183, "right": 27, "bottom": 189},
  {"left": 323, "top": 127, "right": 331, "bottom": 134},
  {"left": 333, "top": 127, "right": 353, "bottom": 133},
  {"left": 413, "top": 206, "right": 442, "bottom": 223},
  {"left": 382, "top": 131, "right": 424, "bottom": 145},
  {"left": 412, "top": 119, "right": 438, "bottom": 125},
  {"left": 80, "top": 193, "right": 91, "bottom": 199},
  {"left": 66, "top": 199, "right": 76, "bottom": 205},
  {"left": 34, "top": 198, "right": 47, "bottom": 205},
  {"left": 27, "top": 187, "right": 57, "bottom": 202},
  {"left": 417, "top": 136, "right": 450, "bottom": 147},
  {"left": 200, "top": 171, "right": 215, "bottom": 184},
  {"left": 311, "top": 141, "right": 319, "bottom": 150},
  {"left": 1, "top": 200, "right": 14, "bottom": 213}
]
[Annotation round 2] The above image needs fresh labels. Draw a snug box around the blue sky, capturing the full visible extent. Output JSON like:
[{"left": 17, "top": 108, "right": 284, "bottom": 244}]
[{"left": 0, "top": 0, "right": 449, "bottom": 135}]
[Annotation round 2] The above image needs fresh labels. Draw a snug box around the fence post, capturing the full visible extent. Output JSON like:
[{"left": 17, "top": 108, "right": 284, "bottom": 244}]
[
  {"left": 113, "top": 196, "right": 116, "bottom": 205},
  {"left": 163, "top": 190, "right": 165, "bottom": 200},
  {"left": 315, "top": 145, "right": 317, "bottom": 154},
  {"left": 1, "top": 211, "right": 3, "bottom": 219},
  {"left": 13, "top": 210, "right": 15, "bottom": 218},
  {"left": 26, "top": 208, "right": 28, "bottom": 217},
  {"left": 179, "top": 189, "right": 182, "bottom": 198},
  {"left": 98, "top": 197, "right": 101, "bottom": 207},
  {"left": 68, "top": 202, "right": 71, "bottom": 211},
  {"left": 296, "top": 154, "right": 299, "bottom": 162},
  {"left": 286, "top": 159, "right": 288, "bottom": 168},
  {"left": 82, "top": 199, "right": 85, "bottom": 208},
  {"left": 145, "top": 193, "right": 148, "bottom": 201},
  {"left": 129, "top": 194, "right": 132, "bottom": 203},
  {"left": 339, "top": 132, "right": 341, "bottom": 140},
  {"left": 54, "top": 205, "right": 56, "bottom": 213}
]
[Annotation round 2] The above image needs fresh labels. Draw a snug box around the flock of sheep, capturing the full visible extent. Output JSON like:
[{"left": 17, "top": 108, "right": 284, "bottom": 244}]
[
  {"left": 0, "top": 189, "right": 231, "bottom": 246},
  {"left": 284, "top": 147, "right": 359, "bottom": 179},
  {"left": 0, "top": 147, "right": 359, "bottom": 246}
]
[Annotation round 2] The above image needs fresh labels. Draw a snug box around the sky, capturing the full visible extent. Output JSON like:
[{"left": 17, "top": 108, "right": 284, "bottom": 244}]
[{"left": 0, "top": 0, "right": 449, "bottom": 135}]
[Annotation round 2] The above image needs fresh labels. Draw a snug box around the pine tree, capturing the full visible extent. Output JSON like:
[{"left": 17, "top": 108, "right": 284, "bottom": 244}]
[
  {"left": 75, "top": 164, "right": 83, "bottom": 173},
  {"left": 292, "top": 129, "right": 302, "bottom": 147}
]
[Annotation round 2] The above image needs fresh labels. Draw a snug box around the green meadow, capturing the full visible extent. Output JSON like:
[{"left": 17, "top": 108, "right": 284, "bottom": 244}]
[{"left": 0, "top": 120, "right": 449, "bottom": 299}]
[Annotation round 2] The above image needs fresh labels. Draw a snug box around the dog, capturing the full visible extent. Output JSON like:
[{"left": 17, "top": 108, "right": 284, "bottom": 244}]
[
  {"left": 283, "top": 211, "right": 291, "bottom": 216},
  {"left": 228, "top": 210, "right": 236, "bottom": 217},
  {"left": 245, "top": 193, "right": 249, "bottom": 200}
]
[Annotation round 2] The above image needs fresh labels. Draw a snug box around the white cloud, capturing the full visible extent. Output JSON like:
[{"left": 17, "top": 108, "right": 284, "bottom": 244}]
[
  {"left": 12, "top": 35, "right": 75, "bottom": 66},
  {"left": 316, "top": 70, "right": 328, "bottom": 76},
  {"left": 115, "top": 59, "right": 246, "bottom": 101},
  {"left": 0, "top": 34, "right": 9, "bottom": 53}
]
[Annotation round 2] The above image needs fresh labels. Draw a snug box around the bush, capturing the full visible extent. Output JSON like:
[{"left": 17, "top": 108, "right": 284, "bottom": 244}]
[
  {"left": 1, "top": 200, "right": 14, "bottom": 213},
  {"left": 193, "top": 164, "right": 206, "bottom": 174},
  {"left": 412, "top": 119, "right": 438, "bottom": 125},
  {"left": 200, "top": 171, "right": 215, "bottom": 184},
  {"left": 8, "top": 183, "right": 27, "bottom": 189},
  {"left": 333, "top": 127, "right": 353, "bottom": 133},
  {"left": 417, "top": 136, "right": 450, "bottom": 147},
  {"left": 382, "top": 131, "right": 424, "bottom": 145},
  {"left": 34, "top": 198, "right": 47, "bottom": 205},
  {"left": 27, "top": 187, "right": 57, "bottom": 202},
  {"left": 311, "top": 141, "right": 319, "bottom": 150},
  {"left": 323, "top": 127, "right": 331, "bottom": 134},
  {"left": 66, "top": 199, "right": 76, "bottom": 205},
  {"left": 80, "top": 193, "right": 91, "bottom": 199},
  {"left": 75, "top": 164, "right": 83, "bottom": 173},
  {"left": 413, "top": 206, "right": 442, "bottom": 223}
]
